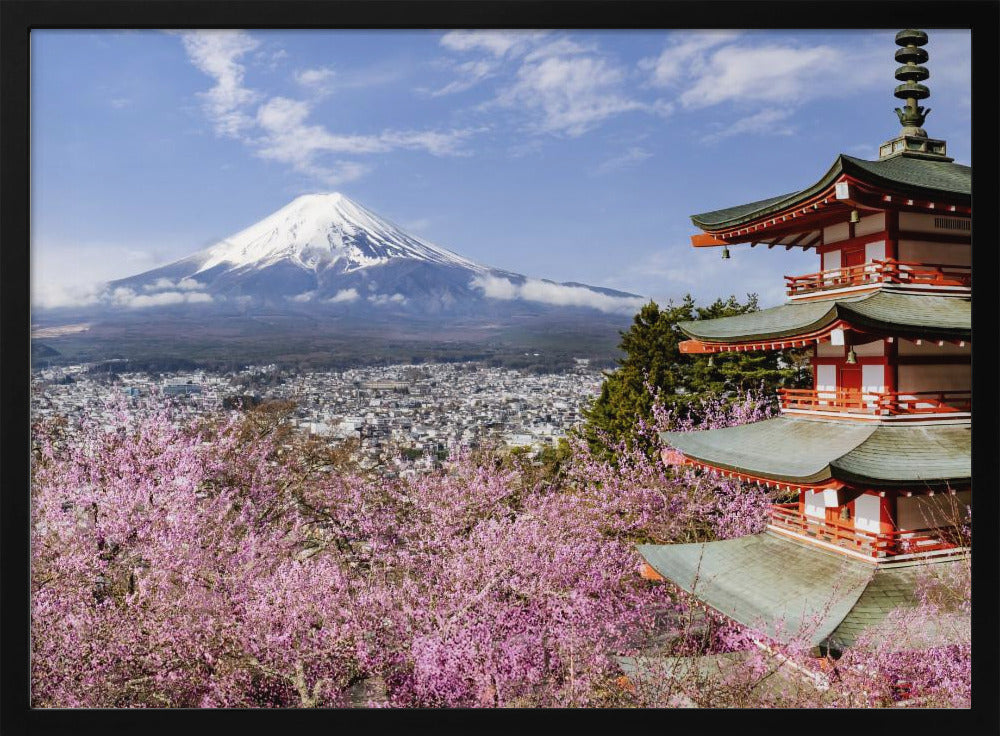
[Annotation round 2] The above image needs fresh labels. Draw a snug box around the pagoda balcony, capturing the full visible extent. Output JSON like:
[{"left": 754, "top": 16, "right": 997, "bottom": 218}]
[
  {"left": 785, "top": 259, "right": 971, "bottom": 298},
  {"left": 767, "top": 503, "right": 964, "bottom": 562},
  {"left": 778, "top": 388, "right": 971, "bottom": 418}
]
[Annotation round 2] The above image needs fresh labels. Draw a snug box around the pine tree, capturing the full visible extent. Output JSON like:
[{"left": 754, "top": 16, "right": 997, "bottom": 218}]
[{"left": 582, "top": 294, "right": 809, "bottom": 455}]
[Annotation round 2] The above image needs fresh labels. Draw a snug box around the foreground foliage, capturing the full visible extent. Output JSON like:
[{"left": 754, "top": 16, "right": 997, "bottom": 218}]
[{"left": 30, "top": 394, "right": 969, "bottom": 708}]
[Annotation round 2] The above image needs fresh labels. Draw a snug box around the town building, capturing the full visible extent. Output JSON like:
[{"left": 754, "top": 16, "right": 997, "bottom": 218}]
[{"left": 638, "top": 30, "right": 971, "bottom": 655}]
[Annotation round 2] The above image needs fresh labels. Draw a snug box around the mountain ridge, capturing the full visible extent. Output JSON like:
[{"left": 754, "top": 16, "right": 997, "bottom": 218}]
[{"left": 105, "top": 192, "right": 643, "bottom": 315}]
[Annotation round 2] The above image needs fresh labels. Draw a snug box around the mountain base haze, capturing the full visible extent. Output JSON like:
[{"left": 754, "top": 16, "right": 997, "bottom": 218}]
[{"left": 33, "top": 193, "right": 644, "bottom": 368}]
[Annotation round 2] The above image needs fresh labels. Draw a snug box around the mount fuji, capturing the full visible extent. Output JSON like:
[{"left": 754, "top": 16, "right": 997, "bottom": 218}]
[
  {"left": 36, "top": 194, "right": 646, "bottom": 366},
  {"left": 105, "top": 193, "right": 644, "bottom": 316}
]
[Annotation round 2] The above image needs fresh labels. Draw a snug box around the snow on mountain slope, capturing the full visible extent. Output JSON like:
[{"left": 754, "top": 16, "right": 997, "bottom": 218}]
[
  {"left": 103, "top": 193, "right": 644, "bottom": 315},
  {"left": 194, "top": 192, "right": 487, "bottom": 275}
]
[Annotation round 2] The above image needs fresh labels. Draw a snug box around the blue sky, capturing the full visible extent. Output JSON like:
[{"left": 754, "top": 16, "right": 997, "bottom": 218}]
[{"left": 31, "top": 29, "right": 971, "bottom": 311}]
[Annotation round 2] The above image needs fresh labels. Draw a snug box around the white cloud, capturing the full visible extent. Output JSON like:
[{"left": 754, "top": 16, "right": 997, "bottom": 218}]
[
  {"left": 700, "top": 108, "right": 796, "bottom": 143},
  {"left": 180, "top": 31, "right": 474, "bottom": 186},
  {"left": 290, "top": 291, "right": 316, "bottom": 302},
  {"left": 181, "top": 31, "right": 261, "bottom": 138},
  {"left": 495, "top": 54, "right": 654, "bottom": 137},
  {"left": 143, "top": 277, "right": 175, "bottom": 291},
  {"left": 251, "top": 96, "right": 472, "bottom": 184},
  {"left": 640, "top": 31, "right": 742, "bottom": 88},
  {"left": 328, "top": 288, "right": 359, "bottom": 303},
  {"left": 368, "top": 292, "right": 408, "bottom": 306},
  {"left": 295, "top": 66, "right": 336, "bottom": 90},
  {"left": 470, "top": 274, "right": 645, "bottom": 314},
  {"left": 439, "top": 30, "right": 543, "bottom": 58},
  {"left": 679, "top": 43, "right": 833, "bottom": 108},
  {"left": 593, "top": 146, "right": 652, "bottom": 175},
  {"left": 32, "top": 283, "right": 103, "bottom": 309},
  {"left": 431, "top": 59, "right": 498, "bottom": 96},
  {"left": 141, "top": 276, "right": 205, "bottom": 292},
  {"left": 104, "top": 286, "right": 213, "bottom": 309}
]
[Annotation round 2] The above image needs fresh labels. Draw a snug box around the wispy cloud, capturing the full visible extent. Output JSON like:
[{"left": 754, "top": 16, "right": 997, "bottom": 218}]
[
  {"left": 108, "top": 287, "right": 214, "bottom": 309},
  {"left": 439, "top": 32, "right": 671, "bottom": 137},
  {"left": 181, "top": 31, "right": 261, "bottom": 138},
  {"left": 180, "top": 30, "right": 473, "bottom": 186},
  {"left": 642, "top": 33, "right": 887, "bottom": 111},
  {"left": 700, "top": 108, "right": 796, "bottom": 143},
  {"left": 640, "top": 31, "right": 742, "bottom": 89},
  {"left": 471, "top": 274, "right": 646, "bottom": 314},
  {"left": 294, "top": 66, "right": 336, "bottom": 94},
  {"left": 593, "top": 146, "right": 652, "bottom": 175},
  {"left": 439, "top": 30, "right": 544, "bottom": 58},
  {"left": 328, "top": 288, "right": 359, "bottom": 303}
]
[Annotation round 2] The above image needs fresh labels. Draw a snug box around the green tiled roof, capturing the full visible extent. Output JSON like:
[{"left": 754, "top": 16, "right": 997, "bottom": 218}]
[
  {"left": 638, "top": 534, "right": 874, "bottom": 648},
  {"left": 677, "top": 291, "right": 970, "bottom": 343},
  {"left": 691, "top": 154, "right": 971, "bottom": 230},
  {"left": 659, "top": 416, "right": 970, "bottom": 487},
  {"left": 829, "top": 423, "right": 972, "bottom": 486},
  {"left": 638, "top": 533, "right": 969, "bottom": 651}
]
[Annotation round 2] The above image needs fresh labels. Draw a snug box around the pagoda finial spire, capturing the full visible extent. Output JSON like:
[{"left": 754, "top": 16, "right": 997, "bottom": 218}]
[
  {"left": 878, "top": 29, "right": 951, "bottom": 161},
  {"left": 893, "top": 29, "right": 931, "bottom": 136}
]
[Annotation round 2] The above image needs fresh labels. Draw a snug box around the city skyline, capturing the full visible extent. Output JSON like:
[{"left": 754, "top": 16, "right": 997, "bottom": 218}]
[{"left": 32, "top": 29, "right": 971, "bottom": 310}]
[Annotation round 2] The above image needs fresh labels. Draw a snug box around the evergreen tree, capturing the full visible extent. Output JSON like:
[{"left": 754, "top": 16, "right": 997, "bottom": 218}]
[{"left": 583, "top": 294, "right": 809, "bottom": 455}]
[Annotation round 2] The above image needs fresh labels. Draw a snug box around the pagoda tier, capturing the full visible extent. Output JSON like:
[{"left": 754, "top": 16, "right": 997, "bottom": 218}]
[
  {"left": 676, "top": 290, "right": 969, "bottom": 353},
  {"left": 689, "top": 154, "right": 970, "bottom": 249},
  {"left": 660, "top": 417, "right": 969, "bottom": 490},
  {"left": 637, "top": 534, "right": 968, "bottom": 654}
]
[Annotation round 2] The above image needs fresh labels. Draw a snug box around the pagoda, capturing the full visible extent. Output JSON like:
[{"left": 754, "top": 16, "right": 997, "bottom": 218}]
[{"left": 636, "top": 29, "right": 971, "bottom": 655}]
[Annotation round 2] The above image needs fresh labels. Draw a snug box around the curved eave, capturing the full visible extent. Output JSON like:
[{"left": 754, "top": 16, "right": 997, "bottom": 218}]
[
  {"left": 676, "top": 291, "right": 970, "bottom": 347},
  {"left": 660, "top": 416, "right": 971, "bottom": 489},
  {"left": 637, "top": 534, "right": 969, "bottom": 650},
  {"left": 690, "top": 154, "right": 972, "bottom": 233}
]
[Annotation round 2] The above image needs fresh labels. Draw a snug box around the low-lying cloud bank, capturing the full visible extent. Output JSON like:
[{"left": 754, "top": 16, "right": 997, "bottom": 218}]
[
  {"left": 33, "top": 278, "right": 217, "bottom": 310},
  {"left": 470, "top": 274, "right": 645, "bottom": 314},
  {"left": 109, "top": 287, "right": 214, "bottom": 308}
]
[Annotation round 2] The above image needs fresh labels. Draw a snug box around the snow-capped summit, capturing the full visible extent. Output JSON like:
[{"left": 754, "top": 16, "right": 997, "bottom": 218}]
[
  {"left": 106, "top": 193, "right": 643, "bottom": 316},
  {"left": 194, "top": 192, "right": 487, "bottom": 275}
]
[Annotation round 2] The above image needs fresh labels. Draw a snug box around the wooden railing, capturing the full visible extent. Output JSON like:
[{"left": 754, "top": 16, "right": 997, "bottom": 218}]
[
  {"left": 779, "top": 388, "right": 971, "bottom": 416},
  {"left": 768, "top": 503, "right": 961, "bottom": 559},
  {"left": 785, "top": 259, "right": 971, "bottom": 296}
]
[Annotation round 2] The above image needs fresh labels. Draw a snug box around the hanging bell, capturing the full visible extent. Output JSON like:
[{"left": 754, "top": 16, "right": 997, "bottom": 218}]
[
  {"left": 721, "top": 246, "right": 731, "bottom": 260},
  {"left": 845, "top": 348, "right": 858, "bottom": 364},
  {"left": 849, "top": 209, "right": 861, "bottom": 224}
]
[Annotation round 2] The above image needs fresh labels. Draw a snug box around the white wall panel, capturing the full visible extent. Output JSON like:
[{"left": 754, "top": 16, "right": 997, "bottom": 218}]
[
  {"left": 898, "top": 240, "right": 971, "bottom": 266},
  {"left": 823, "top": 222, "right": 850, "bottom": 244},
  {"left": 861, "top": 364, "right": 885, "bottom": 393},
  {"left": 856, "top": 213, "right": 886, "bottom": 237},
  {"left": 897, "top": 364, "right": 972, "bottom": 393},
  {"left": 865, "top": 240, "right": 886, "bottom": 262},
  {"left": 804, "top": 490, "right": 825, "bottom": 519},
  {"left": 854, "top": 494, "right": 882, "bottom": 533},
  {"left": 898, "top": 491, "right": 972, "bottom": 531}
]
